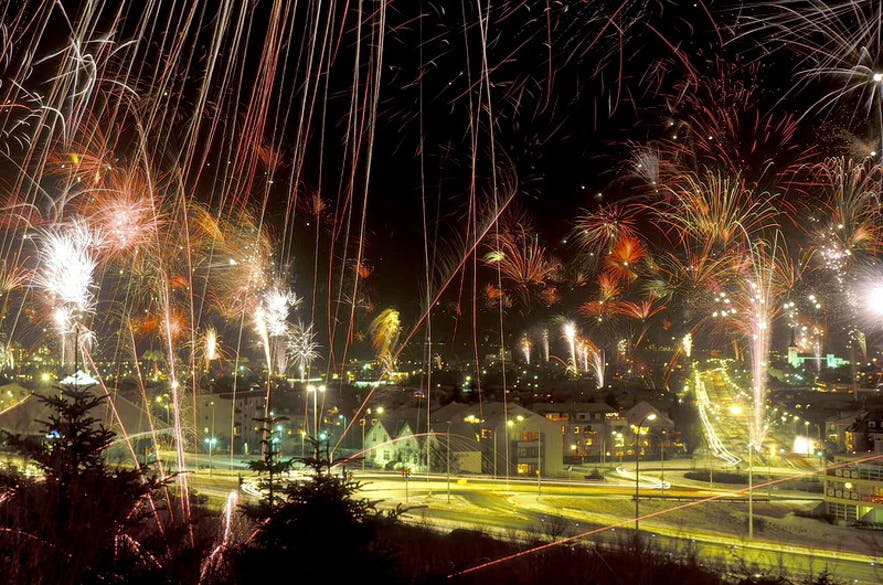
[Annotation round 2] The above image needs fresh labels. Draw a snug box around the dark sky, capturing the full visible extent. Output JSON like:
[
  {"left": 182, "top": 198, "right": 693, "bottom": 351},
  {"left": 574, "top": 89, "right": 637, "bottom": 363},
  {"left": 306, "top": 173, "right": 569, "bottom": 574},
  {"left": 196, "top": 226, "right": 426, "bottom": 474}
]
[{"left": 15, "top": 0, "right": 867, "bottom": 361}]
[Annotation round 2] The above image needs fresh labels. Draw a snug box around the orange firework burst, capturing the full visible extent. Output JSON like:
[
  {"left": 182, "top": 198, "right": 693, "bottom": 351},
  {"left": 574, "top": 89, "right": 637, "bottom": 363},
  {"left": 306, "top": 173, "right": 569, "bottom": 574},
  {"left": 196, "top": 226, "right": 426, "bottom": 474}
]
[
  {"left": 369, "top": 308, "right": 401, "bottom": 371},
  {"left": 357, "top": 261, "right": 374, "bottom": 279},
  {"left": 612, "top": 298, "right": 666, "bottom": 321},
  {"left": 78, "top": 172, "right": 160, "bottom": 257},
  {"left": 597, "top": 272, "right": 621, "bottom": 302},
  {"left": 604, "top": 236, "right": 644, "bottom": 283},
  {"left": 484, "top": 223, "right": 561, "bottom": 309},
  {"left": 483, "top": 283, "right": 513, "bottom": 309},
  {"left": 539, "top": 286, "right": 559, "bottom": 306},
  {"left": 161, "top": 309, "right": 188, "bottom": 343}
]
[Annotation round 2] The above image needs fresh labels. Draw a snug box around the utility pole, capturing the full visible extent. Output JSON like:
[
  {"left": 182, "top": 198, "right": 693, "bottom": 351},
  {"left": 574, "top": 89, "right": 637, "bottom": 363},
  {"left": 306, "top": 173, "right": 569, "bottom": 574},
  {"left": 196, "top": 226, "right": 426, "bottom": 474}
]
[
  {"left": 537, "top": 430, "right": 542, "bottom": 497},
  {"left": 748, "top": 443, "right": 754, "bottom": 540},
  {"left": 446, "top": 421, "right": 451, "bottom": 503},
  {"left": 634, "top": 413, "right": 657, "bottom": 532},
  {"left": 361, "top": 418, "right": 367, "bottom": 471}
]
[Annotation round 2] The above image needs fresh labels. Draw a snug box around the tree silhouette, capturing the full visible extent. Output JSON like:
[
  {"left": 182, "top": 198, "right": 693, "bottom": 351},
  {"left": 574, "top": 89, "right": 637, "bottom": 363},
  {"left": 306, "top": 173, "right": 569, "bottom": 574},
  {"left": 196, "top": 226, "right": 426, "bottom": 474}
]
[
  {"left": 245, "top": 414, "right": 294, "bottom": 513},
  {"left": 232, "top": 439, "right": 400, "bottom": 584},
  {"left": 0, "top": 384, "right": 164, "bottom": 584}
]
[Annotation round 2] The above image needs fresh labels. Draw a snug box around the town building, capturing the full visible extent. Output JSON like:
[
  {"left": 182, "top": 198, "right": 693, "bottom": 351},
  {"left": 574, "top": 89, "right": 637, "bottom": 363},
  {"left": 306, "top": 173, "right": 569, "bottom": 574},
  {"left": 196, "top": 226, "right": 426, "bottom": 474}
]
[
  {"left": 844, "top": 409, "right": 883, "bottom": 454},
  {"left": 824, "top": 455, "right": 883, "bottom": 525},
  {"left": 825, "top": 411, "right": 861, "bottom": 453},
  {"left": 431, "top": 401, "right": 564, "bottom": 477},
  {"left": 530, "top": 401, "right": 625, "bottom": 462}
]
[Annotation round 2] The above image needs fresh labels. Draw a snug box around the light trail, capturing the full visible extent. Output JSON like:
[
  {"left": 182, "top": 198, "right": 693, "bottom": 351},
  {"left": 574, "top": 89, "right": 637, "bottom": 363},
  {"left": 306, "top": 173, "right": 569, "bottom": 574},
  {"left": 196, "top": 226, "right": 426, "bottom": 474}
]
[
  {"left": 449, "top": 453, "right": 883, "bottom": 579},
  {"left": 693, "top": 370, "right": 742, "bottom": 466}
]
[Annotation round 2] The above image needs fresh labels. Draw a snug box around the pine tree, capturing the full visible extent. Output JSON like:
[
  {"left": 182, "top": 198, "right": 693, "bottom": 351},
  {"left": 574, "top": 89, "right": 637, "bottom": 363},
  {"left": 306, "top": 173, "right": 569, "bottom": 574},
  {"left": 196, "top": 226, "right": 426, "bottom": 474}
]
[
  {"left": 232, "top": 439, "right": 400, "bottom": 584},
  {"left": 0, "top": 384, "right": 163, "bottom": 584},
  {"left": 245, "top": 414, "right": 295, "bottom": 513}
]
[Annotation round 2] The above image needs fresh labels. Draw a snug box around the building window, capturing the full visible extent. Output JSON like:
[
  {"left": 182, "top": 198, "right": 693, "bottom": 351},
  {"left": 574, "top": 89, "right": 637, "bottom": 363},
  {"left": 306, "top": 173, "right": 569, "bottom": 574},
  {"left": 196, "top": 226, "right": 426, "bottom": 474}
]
[{"left": 518, "top": 447, "right": 538, "bottom": 458}]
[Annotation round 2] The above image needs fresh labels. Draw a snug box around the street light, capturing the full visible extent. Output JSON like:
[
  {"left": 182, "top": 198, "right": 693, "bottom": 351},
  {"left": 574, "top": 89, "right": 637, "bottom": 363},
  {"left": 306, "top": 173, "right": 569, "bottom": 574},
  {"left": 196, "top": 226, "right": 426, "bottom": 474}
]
[
  {"left": 210, "top": 400, "right": 215, "bottom": 474},
  {"left": 203, "top": 436, "right": 217, "bottom": 476},
  {"left": 504, "top": 414, "right": 526, "bottom": 488},
  {"left": 360, "top": 418, "right": 367, "bottom": 471},
  {"left": 446, "top": 420, "right": 452, "bottom": 504},
  {"left": 536, "top": 427, "right": 542, "bottom": 498},
  {"left": 306, "top": 384, "right": 326, "bottom": 437},
  {"left": 659, "top": 429, "right": 666, "bottom": 486},
  {"left": 748, "top": 441, "right": 754, "bottom": 539},
  {"left": 634, "top": 413, "right": 657, "bottom": 532}
]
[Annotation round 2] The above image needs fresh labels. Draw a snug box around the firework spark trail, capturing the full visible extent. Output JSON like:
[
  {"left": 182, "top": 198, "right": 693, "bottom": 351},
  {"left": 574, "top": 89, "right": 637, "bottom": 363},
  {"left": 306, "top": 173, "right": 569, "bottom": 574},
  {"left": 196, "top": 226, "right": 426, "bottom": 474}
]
[
  {"left": 36, "top": 221, "right": 99, "bottom": 369},
  {"left": 261, "top": 286, "right": 300, "bottom": 377},
  {"left": 737, "top": 233, "right": 796, "bottom": 451},
  {"left": 746, "top": 277, "right": 772, "bottom": 450},
  {"left": 254, "top": 305, "right": 272, "bottom": 378},
  {"left": 156, "top": 274, "right": 191, "bottom": 531},
  {"left": 519, "top": 333, "right": 531, "bottom": 364},
  {"left": 743, "top": 1, "right": 883, "bottom": 158},
  {"left": 83, "top": 351, "right": 169, "bottom": 536},
  {"left": 332, "top": 189, "right": 518, "bottom": 454},
  {"left": 204, "top": 327, "right": 218, "bottom": 366},
  {"left": 581, "top": 337, "right": 605, "bottom": 390},
  {"left": 331, "top": 0, "right": 388, "bottom": 416},
  {"left": 126, "top": 323, "right": 170, "bottom": 486},
  {"left": 288, "top": 321, "right": 320, "bottom": 379},
  {"left": 562, "top": 321, "right": 578, "bottom": 374},
  {"left": 449, "top": 453, "right": 883, "bottom": 579},
  {"left": 198, "top": 489, "right": 240, "bottom": 583}
]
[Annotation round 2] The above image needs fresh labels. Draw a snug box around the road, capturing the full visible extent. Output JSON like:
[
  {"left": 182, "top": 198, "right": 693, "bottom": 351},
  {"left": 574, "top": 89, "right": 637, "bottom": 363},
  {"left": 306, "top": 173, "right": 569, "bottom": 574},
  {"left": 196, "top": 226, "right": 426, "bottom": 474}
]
[{"left": 186, "top": 469, "right": 881, "bottom": 583}]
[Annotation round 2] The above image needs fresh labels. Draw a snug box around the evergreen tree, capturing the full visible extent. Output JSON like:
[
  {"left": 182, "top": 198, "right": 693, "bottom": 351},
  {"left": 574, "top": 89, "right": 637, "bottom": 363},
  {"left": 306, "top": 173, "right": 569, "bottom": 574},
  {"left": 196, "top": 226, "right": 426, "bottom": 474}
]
[
  {"left": 0, "top": 384, "right": 163, "bottom": 584},
  {"left": 245, "top": 414, "right": 295, "bottom": 513},
  {"left": 232, "top": 439, "right": 400, "bottom": 584}
]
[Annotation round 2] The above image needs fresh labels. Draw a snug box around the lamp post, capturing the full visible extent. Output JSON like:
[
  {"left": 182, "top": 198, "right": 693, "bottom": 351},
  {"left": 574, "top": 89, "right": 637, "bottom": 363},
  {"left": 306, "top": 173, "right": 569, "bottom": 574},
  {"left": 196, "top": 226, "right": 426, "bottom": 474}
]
[
  {"left": 306, "top": 384, "right": 326, "bottom": 437},
  {"left": 505, "top": 414, "right": 525, "bottom": 486},
  {"left": 659, "top": 430, "right": 665, "bottom": 484},
  {"left": 360, "top": 418, "right": 367, "bottom": 471},
  {"left": 204, "top": 436, "right": 217, "bottom": 476},
  {"left": 492, "top": 429, "right": 497, "bottom": 479},
  {"left": 537, "top": 429, "right": 542, "bottom": 497},
  {"left": 748, "top": 441, "right": 754, "bottom": 540},
  {"left": 634, "top": 413, "right": 657, "bottom": 532},
  {"left": 446, "top": 420, "right": 452, "bottom": 504},
  {"left": 210, "top": 400, "right": 215, "bottom": 475}
]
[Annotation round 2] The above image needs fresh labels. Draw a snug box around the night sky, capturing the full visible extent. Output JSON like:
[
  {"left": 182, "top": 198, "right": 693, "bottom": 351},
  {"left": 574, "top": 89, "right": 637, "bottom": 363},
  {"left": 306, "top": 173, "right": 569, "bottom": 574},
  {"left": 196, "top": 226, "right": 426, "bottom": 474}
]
[{"left": 1, "top": 0, "right": 880, "bottom": 365}]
